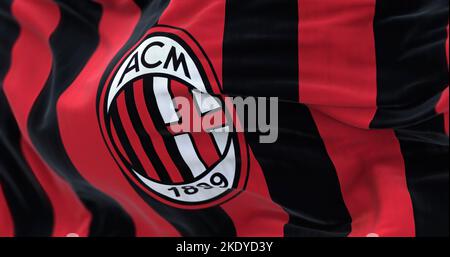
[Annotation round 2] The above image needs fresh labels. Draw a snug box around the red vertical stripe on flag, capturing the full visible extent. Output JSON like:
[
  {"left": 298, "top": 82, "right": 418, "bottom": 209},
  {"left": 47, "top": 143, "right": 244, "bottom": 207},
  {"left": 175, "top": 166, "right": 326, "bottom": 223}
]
[
  {"left": 299, "top": 1, "right": 416, "bottom": 236},
  {"left": 133, "top": 80, "right": 184, "bottom": 183},
  {"left": 159, "top": 0, "right": 225, "bottom": 84},
  {"left": 311, "top": 110, "right": 415, "bottom": 237},
  {"left": 0, "top": 185, "right": 14, "bottom": 237},
  {"left": 444, "top": 23, "right": 449, "bottom": 70},
  {"left": 222, "top": 151, "right": 289, "bottom": 237},
  {"left": 160, "top": 0, "right": 289, "bottom": 236},
  {"left": 298, "top": 0, "right": 378, "bottom": 129},
  {"left": 190, "top": 132, "right": 221, "bottom": 167},
  {"left": 436, "top": 87, "right": 449, "bottom": 135},
  {"left": 56, "top": 0, "right": 180, "bottom": 236},
  {"left": 20, "top": 139, "right": 92, "bottom": 237}
]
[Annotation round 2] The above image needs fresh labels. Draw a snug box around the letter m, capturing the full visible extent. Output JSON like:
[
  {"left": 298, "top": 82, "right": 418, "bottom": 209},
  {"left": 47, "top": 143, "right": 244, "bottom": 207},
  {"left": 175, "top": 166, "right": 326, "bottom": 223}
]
[{"left": 163, "top": 46, "right": 191, "bottom": 79}]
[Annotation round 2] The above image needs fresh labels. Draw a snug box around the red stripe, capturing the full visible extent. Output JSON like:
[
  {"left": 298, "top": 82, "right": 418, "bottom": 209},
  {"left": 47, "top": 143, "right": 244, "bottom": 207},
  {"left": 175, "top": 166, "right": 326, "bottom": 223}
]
[
  {"left": 159, "top": 0, "right": 225, "bottom": 84},
  {"left": 4, "top": 0, "right": 59, "bottom": 141},
  {"left": 190, "top": 132, "right": 220, "bottom": 167},
  {"left": 222, "top": 150, "right": 289, "bottom": 237},
  {"left": 444, "top": 112, "right": 449, "bottom": 136},
  {"left": 133, "top": 80, "right": 184, "bottom": 183},
  {"left": 445, "top": 113, "right": 449, "bottom": 136},
  {"left": 311, "top": 110, "right": 415, "bottom": 236},
  {"left": 56, "top": 0, "right": 180, "bottom": 236},
  {"left": 0, "top": 185, "right": 14, "bottom": 237},
  {"left": 160, "top": 0, "right": 289, "bottom": 235},
  {"left": 298, "top": 0, "right": 378, "bottom": 129},
  {"left": 170, "top": 79, "right": 191, "bottom": 99},
  {"left": 116, "top": 93, "right": 161, "bottom": 181},
  {"left": 20, "top": 139, "right": 92, "bottom": 237}
]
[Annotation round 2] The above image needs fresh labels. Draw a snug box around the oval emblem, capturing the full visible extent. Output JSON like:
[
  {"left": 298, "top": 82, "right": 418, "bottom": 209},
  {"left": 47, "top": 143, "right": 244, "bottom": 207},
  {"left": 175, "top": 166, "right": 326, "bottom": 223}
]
[{"left": 97, "top": 26, "right": 248, "bottom": 209}]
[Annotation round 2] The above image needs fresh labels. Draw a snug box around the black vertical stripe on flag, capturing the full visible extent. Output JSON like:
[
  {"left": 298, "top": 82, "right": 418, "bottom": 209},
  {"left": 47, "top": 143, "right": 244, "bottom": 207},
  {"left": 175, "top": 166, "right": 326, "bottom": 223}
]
[
  {"left": 394, "top": 95, "right": 449, "bottom": 237},
  {"left": 97, "top": 0, "right": 236, "bottom": 236},
  {"left": 223, "top": 0, "right": 352, "bottom": 237},
  {"left": 0, "top": 0, "right": 54, "bottom": 236},
  {"left": 0, "top": 93, "right": 54, "bottom": 237},
  {"left": 396, "top": 115, "right": 449, "bottom": 147},
  {"left": 0, "top": 0, "right": 18, "bottom": 82},
  {"left": 222, "top": 0, "right": 299, "bottom": 101},
  {"left": 27, "top": 0, "right": 135, "bottom": 236},
  {"left": 371, "top": 0, "right": 449, "bottom": 128},
  {"left": 395, "top": 130, "right": 449, "bottom": 236},
  {"left": 124, "top": 86, "right": 172, "bottom": 183},
  {"left": 373, "top": 0, "right": 449, "bottom": 237}
]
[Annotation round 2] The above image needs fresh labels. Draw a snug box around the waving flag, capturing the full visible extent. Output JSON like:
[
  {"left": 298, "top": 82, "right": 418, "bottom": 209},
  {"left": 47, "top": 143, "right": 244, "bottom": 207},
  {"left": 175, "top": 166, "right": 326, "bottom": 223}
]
[{"left": 0, "top": 0, "right": 448, "bottom": 237}]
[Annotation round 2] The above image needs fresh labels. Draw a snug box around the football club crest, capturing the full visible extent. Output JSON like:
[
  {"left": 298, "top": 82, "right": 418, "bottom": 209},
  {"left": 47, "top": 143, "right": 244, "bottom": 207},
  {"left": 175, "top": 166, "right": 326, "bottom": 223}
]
[{"left": 97, "top": 26, "right": 249, "bottom": 209}]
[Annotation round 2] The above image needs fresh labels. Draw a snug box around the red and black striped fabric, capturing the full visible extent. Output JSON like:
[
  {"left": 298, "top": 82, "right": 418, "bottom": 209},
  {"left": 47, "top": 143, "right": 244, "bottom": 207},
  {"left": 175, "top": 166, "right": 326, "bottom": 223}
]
[{"left": 0, "top": 0, "right": 448, "bottom": 237}]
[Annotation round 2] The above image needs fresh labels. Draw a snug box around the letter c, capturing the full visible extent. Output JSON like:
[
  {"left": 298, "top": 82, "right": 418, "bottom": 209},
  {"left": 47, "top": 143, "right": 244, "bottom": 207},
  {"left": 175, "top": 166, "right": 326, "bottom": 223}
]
[{"left": 141, "top": 41, "right": 164, "bottom": 69}]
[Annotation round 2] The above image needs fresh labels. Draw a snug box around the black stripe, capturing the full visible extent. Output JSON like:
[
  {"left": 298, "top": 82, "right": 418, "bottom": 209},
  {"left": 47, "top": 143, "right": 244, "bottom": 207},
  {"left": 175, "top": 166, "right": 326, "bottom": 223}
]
[
  {"left": 247, "top": 101, "right": 352, "bottom": 237},
  {"left": 0, "top": 0, "right": 18, "bottom": 81},
  {"left": 0, "top": 93, "right": 54, "bottom": 237},
  {"left": 27, "top": 0, "right": 135, "bottom": 236},
  {"left": 223, "top": 0, "right": 351, "bottom": 237},
  {"left": 222, "top": 0, "right": 299, "bottom": 101},
  {"left": 394, "top": 95, "right": 449, "bottom": 237},
  {"left": 396, "top": 115, "right": 449, "bottom": 147},
  {"left": 125, "top": 86, "right": 172, "bottom": 183},
  {"left": 371, "top": 0, "right": 449, "bottom": 128},
  {"left": 0, "top": 0, "right": 54, "bottom": 236},
  {"left": 373, "top": 0, "right": 449, "bottom": 237},
  {"left": 143, "top": 78, "right": 195, "bottom": 182},
  {"left": 395, "top": 130, "right": 449, "bottom": 236}
]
